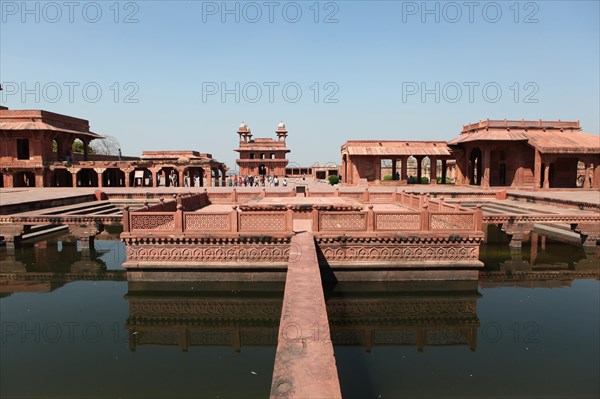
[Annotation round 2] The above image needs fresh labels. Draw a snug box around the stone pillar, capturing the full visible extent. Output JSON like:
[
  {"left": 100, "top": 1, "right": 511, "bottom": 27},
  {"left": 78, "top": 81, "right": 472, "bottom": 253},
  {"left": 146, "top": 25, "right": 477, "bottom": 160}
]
[
  {"left": 178, "top": 169, "right": 185, "bottom": 188},
  {"left": 583, "top": 163, "right": 591, "bottom": 189},
  {"left": 416, "top": 156, "right": 423, "bottom": 183},
  {"left": 72, "top": 172, "right": 78, "bottom": 187},
  {"left": 543, "top": 161, "right": 551, "bottom": 189},
  {"left": 83, "top": 139, "right": 90, "bottom": 161},
  {"left": 0, "top": 224, "right": 25, "bottom": 251},
  {"left": 593, "top": 163, "right": 600, "bottom": 189},
  {"left": 125, "top": 171, "right": 131, "bottom": 188},
  {"left": 5, "top": 173, "right": 14, "bottom": 188},
  {"left": 97, "top": 172, "right": 103, "bottom": 187},
  {"left": 533, "top": 150, "right": 542, "bottom": 189},
  {"left": 481, "top": 147, "right": 491, "bottom": 189},
  {"left": 35, "top": 171, "right": 44, "bottom": 187},
  {"left": 530, "top": 231, "right": 539, "bottom": 265},
  {"left": 204, "top": 168, "right": 212, "bottom": 187},
  {"left": 221, "top": 167, "right": 227, "bottom": 186},
  {"left": 401, "top": 157, "right": 408, "bottom": 181},
  {"left": 429, "top": 157, "right": 437, "bottom": 184},
  {"left": 441, "top": 159, "right": 447, "bottom": 184},
  {"left": 391, "top": 159, "right": 397, "bottom": 180}
]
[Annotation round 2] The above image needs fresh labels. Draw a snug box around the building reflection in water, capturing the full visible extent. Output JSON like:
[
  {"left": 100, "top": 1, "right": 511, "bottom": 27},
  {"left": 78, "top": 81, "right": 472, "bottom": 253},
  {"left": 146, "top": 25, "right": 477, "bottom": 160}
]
[
  {"left": 0, "top": 232, "right": 125, "bottom": 295},
  {"left": 326, "top": 281, "right": 480, "bottom": 352},
  {"left": 125, "top": 281, "right": 284, "bottom": 352},
  {"left": 125, "top": 280, "right": 482, "bottom": 353},
  {"left": 480, "top": 227, "right": 600, "bottom": 287}
]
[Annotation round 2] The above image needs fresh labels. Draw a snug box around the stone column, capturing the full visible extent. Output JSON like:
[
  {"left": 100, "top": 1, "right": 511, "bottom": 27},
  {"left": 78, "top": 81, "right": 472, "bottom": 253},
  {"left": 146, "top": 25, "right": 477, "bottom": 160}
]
[
  {"left": 204, "top": 168, "right": 212, "bottom": 187},
  {"left": 543, "top": 161, "right": 551, "bottom": 189},
  {"left": 533, "top": 150, "right": 542, "bottom": 189},
  {"left": 583, "top": 162, "right": 591, "bottom": 189},
  {"left": 429, "top": 157, "right": 437, "bottom": 184},
  {"left": 391, "top": 159, "right": 397, "bottom": 180},
  {"left": 401, "top": 157, "right": 408, "bottom": 181},
  {"left": 416, "top": 156, "right": 423, "bottom": 183},
  {"left": 35, "top": 171, "right": 44, "bottom": 187},
  {"left": 0, "top": 224, "right": 25, "bottom": 251},
  {"left": 593, "top": 163, "right": 600, "bottom": 189},
  {"left": 179, "top": 169, "right": 185, "bottom": 188},
  {"left": 441, "top": 159, "right": 447, "bottom": 184},
  {"left": 97, "top": 171, "right": 103, "bottom": 187},
  {"left": 481, "top": 147, "right": 491, "bottom": 189},
  {"left": 72, "top": 172, "right": 78, "bottom": 187},
  {"left": 83, "top": 139, "right": 90, "bottom": 161}
]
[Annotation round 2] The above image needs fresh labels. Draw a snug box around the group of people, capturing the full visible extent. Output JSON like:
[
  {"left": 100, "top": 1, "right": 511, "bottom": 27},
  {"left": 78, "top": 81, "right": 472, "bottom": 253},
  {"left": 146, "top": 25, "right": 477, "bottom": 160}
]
[
  {"left": 230, "top": 174, "right": 287, "bottom": 187},
  {"left": 163, "top": 171, "right": 203, "bottom": 187}
]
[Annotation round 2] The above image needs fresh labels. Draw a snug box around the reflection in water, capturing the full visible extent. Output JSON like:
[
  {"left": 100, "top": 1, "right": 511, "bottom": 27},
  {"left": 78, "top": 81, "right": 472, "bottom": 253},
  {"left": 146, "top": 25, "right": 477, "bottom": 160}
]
[
  {"left": 480, "top": 227, "right": 600, "bottom": 287},
  {"left": 0, "top": 231, "right": 598, "bottom": 398},
  {"left": 327, "top": 281, "right": 480, "bottom": 353},
  {"left": 0, "top": 234, "right": 126, "bottom": 296},
  {"left": 126, "top": 281, "right": 284, "bottom": 352}
]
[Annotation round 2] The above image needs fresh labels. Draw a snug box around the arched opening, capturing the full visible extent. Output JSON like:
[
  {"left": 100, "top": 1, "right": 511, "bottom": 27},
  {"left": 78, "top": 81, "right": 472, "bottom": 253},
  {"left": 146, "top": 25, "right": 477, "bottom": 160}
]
[
  {"left": 469, "top": 148, "right": 482, "bottom": 186},
  {"left": 185, "top": 167, "right": 204, "bottom": 187},
  {"left": 13, "top": 171, "right": 36, "bottom": 187},
  {"left": 129, "top": 168, "right": 152, "bottom": 187},
  {"left": 76, "top": 169, "right": 98, "bottom": 187},
  {"left": 258, "top": 164, "right": 267, "bottom": 176},
  {"left": 72, "top": 138, "right": 85, "bottom": 162},
  {"left": 102, "top": 168, "right": 125, "bottom": 187},
  {"left": 51, "top": 139, "right": 60, "bottom": 161},
  {"left": 156, "top": 166, "right": 180, "bottom": 187},
  {"left": 52, "top": 169, "right": 73, "bottom": 187}
]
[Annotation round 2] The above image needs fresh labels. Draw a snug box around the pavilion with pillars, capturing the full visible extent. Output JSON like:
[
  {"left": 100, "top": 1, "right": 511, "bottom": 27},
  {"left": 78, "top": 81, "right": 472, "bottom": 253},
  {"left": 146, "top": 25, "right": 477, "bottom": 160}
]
[
  {"left": 235, "top": 122, "right": 290, "bottom": 178},
  {"left": 0, "top": 108, "right": 227, "bottom": 188},
  {"left": 340, "top": 140, "right": 453, "bottom": 185},
  {"left": 448, "top": 119, "right": 600, "bottom": 189}
]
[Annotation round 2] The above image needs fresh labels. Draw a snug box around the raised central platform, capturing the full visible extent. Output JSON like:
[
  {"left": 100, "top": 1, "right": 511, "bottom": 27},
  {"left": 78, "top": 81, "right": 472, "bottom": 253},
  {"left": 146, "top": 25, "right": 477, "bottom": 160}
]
[{"left": 120, "top": 191, "right": 485, "bottom": 281}]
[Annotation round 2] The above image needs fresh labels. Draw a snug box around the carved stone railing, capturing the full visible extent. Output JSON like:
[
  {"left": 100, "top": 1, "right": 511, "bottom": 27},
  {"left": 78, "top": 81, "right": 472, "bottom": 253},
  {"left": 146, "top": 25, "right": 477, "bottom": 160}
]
[
  {"left": 123, "top": 206, "right": 292, "bottom": 235},
  {"left": 314, "top": 205, "right": 482, "bottom": 233}
]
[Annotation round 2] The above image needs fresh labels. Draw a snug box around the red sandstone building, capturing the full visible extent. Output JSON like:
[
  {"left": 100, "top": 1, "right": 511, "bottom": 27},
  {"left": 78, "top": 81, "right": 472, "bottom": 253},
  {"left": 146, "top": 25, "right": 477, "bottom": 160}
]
[
  {"left": 448, "top": 120, "right": 600, "bottom": 189},
  {"left": 341, "top": 119, "right": 599, "bottom": 189},
  {"left": 0, "top": 108, "right": 226, "bottom": 188},
  {"left": 341, "top": 141, "right": 453, "bottom": 185},
  {"left": 235, "top": 122, "right": 290, "bottom": 177}
]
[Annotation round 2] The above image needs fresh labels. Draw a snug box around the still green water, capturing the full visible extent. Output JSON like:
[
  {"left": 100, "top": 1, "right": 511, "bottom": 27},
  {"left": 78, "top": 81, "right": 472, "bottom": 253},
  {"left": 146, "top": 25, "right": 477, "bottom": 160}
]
[{"left": 0, "top": 232, "right": 598, "bottom": 398}]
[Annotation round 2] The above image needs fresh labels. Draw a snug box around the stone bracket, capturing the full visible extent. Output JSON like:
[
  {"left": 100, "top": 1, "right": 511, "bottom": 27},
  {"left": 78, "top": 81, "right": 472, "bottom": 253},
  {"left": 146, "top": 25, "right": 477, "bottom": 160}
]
[
  {"left": 573, "top": 223, "right": 600, "bottom": 247},
  {"left": 501, "top": 222, "right": 533, "bottom": 248},
  {"left": 0, "top": 223, "right": 25, "bottom": 249}
]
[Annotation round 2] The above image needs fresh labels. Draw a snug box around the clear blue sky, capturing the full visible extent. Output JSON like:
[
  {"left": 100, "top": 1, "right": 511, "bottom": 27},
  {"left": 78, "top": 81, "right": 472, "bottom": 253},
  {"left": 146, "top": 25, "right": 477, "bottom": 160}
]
[{"left": 1, "top": 1, "right": 598, "bottom": 170}]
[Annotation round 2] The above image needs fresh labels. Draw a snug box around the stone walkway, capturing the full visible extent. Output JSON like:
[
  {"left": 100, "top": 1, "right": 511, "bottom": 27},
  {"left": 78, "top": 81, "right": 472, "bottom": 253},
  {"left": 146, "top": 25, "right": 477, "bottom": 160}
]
[{"left": 270, "top": 220, "right": 341, "bottom": 399}]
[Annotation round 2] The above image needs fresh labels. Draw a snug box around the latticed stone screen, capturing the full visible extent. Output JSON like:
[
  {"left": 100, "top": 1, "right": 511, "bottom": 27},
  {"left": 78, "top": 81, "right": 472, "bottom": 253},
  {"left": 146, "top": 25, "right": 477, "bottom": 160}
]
[{"left": 376, "top": 213, "right": 421, "bottom": 230}]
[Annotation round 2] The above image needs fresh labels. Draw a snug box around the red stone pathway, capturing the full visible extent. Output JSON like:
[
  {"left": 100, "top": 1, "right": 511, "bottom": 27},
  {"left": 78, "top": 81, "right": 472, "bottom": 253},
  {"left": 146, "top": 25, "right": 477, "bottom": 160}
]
[{"left": 270, "top": 220, "right": 342, "bottom": 399}]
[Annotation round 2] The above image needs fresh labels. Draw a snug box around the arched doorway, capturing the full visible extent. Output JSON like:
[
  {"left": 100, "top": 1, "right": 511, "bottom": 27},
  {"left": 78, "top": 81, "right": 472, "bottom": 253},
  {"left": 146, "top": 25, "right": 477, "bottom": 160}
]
[
  {"left": 52, "top": 169, "right": 73, "bottom": 187},
  {"left": 102, "top": 168, "right": 125, "bottom": 187},
  {"left": 258, "top": 164, "right": 267, "bottom": 176},
  {"left": 184, "top": 167, "right": 204, "bottom": 187},
  {"left": 156, "top": 167, "right": 177, "bottom": 187},
  {"left": 129, "top": 168, "right": 152, "bottom": 187},
  {"left": 76, "top": 169, "right": 98, "bottom": 187},
  {"left": 469, "top": 148, "right": 482, "bottom": 186},
  {"left": 13, "top": 171, "right": 36, "bottom": 187}
]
